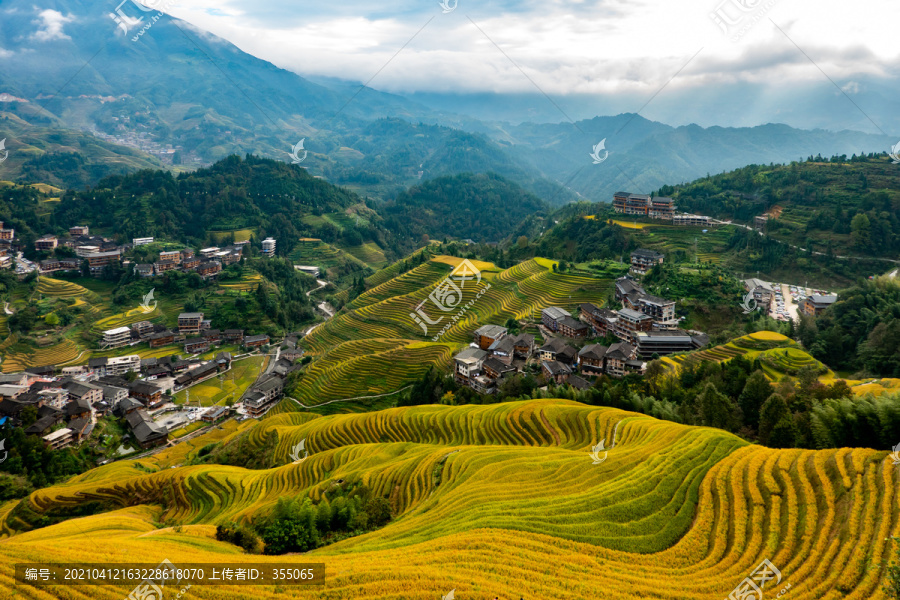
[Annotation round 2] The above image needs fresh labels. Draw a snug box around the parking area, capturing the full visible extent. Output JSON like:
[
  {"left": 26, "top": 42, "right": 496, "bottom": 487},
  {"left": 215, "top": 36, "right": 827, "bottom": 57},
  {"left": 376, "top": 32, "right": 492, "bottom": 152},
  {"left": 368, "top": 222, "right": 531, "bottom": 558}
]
[{"left": 769, "top": 283, "right": 834, "bottom": 322}]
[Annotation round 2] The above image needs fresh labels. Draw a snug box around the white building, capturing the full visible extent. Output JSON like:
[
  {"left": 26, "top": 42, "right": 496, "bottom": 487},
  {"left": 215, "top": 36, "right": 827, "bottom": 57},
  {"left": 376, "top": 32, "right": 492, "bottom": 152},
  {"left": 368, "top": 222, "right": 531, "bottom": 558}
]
[
  {"left": 102, "top": 326, "right": 132, "bottom": 348},
  {"left": 105, "top": 355, "right": 141, "bottom": 376},
  {"left": 200, "top": 247, "right": 220, "bottom": 258},
  {"left": 262, "top": 238, "right": 276, "bottom": 257},
  {"left": 133, "top": 237, "right": 154, "bottom": 246}
]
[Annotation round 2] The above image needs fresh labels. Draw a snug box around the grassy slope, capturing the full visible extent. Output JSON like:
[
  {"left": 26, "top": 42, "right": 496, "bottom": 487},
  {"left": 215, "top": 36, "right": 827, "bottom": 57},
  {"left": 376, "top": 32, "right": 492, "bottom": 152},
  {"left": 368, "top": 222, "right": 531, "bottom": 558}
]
[{"left": 0, "top": 398, "right": 895, "bottom": 599}]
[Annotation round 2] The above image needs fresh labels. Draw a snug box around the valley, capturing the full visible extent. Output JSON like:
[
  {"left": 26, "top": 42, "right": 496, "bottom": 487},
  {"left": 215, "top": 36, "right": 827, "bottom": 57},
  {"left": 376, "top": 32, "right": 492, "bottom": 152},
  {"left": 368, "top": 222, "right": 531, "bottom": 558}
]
[{"left": 0, "top": 1, "right": 898, "bottom": 598}]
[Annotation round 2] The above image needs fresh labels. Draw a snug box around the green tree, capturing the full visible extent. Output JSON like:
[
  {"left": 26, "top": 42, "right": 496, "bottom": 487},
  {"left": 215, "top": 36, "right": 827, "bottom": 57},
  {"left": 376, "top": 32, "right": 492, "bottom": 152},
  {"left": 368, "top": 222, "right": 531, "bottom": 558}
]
[
  {"left": 738, "top": 370, "right": 772, "bottom": 431},
  {"left": 698, "top": 382, "right": 740, "bottom": 432},
  {"left": 758, "top": 393, "right": 791, "bottom": 446},
  {"left": 850, "top": 213, "right": 871, "bottom": 250}
]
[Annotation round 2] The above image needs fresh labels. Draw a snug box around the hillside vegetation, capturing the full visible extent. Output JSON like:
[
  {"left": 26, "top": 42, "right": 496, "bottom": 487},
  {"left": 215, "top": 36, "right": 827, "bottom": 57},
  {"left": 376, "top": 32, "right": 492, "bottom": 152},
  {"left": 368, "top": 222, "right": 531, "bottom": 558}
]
[{"left": 0, "top": 399, "right": 896, "bottom": 599}]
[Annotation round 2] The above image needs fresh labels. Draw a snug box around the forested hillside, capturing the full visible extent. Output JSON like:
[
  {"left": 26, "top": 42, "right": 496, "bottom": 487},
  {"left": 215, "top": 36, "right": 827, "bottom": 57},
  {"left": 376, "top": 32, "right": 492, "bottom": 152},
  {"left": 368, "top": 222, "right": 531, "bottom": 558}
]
[
  {"left": 379, "top": 173, "right": 549, "bottom": 249},
  {"left": 41, "top": 155, "right": 383, "bottom": 257},
  {"left": 658, "top": 155, "right": 900, "bottom": 258}
]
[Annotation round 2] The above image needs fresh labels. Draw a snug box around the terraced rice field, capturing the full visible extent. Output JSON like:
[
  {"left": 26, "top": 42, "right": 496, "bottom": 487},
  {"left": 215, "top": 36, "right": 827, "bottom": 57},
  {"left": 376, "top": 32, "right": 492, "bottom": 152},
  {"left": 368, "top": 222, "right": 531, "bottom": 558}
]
[
  {"left": 292, "top": 339, "right": 456, "bottom": 405},
  {"left": 663, "top": 331, "right": 794, "bottom": 370},
  {"left": 344, "top": 242, "right": 389, "bottom": 268},
  {"left": 305, "top": 256, "right": 613, "bottom": 354},
  {"left": 0, "top": 399, "right": 895, "bottom": 599},
  {"left": 288, "top": 239, "right": 369, "bottom": 272},
  {"left": 663, "top": 331, "right": 843, "bottom": 384},
  {"left": 219, "top": 272, "right": 263, "bottom": 292},
  {"left": 0, "top": 339, "right": 84, "bottom": 372},
  {"left": 35, "top": 277, "right": 95, "bottom": 299}
]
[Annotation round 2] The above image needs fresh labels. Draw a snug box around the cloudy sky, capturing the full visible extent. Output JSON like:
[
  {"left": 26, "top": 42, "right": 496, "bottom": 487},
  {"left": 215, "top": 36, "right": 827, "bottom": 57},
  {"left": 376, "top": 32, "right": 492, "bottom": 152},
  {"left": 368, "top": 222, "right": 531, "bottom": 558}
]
[{"left": 159, "top": 0, "right": 898, "bottom": 99}]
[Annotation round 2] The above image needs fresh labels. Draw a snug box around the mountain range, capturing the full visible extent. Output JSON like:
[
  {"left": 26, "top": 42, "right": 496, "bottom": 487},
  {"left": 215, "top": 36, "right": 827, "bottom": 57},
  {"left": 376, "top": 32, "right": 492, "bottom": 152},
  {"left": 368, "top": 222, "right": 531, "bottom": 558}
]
[{"left": 0, "top": 0, "right": 895, "bottom": 204}]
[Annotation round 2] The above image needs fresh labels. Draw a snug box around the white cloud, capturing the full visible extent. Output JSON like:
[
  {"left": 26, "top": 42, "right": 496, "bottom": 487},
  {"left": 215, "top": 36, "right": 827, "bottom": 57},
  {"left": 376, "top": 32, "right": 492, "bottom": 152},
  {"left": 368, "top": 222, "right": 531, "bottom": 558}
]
[
  {"left": 841, "top": 81, "right": 860, "bottom": 94},
  {"left": 0, "top": 47, "right": 13, "bottom": 59},
  {"left": 163, "top": 0, "right": 900, "bottom": 96},
  {"left": 31, "top": 9, "right": 74, "bottom": 42}
]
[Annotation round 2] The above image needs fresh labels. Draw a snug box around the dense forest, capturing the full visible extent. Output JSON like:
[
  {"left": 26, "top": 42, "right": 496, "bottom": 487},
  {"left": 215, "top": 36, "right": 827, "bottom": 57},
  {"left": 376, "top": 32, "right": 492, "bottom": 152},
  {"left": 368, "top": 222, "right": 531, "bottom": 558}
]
[
  {"left": 45, "top": 155, "right": 373, "bottom": 257},
  {"left": 379, "top": 173, "right": 549, "bottom": 250},
  {"left": 799, "top": 277, "right": 900, "bottom": 377}
]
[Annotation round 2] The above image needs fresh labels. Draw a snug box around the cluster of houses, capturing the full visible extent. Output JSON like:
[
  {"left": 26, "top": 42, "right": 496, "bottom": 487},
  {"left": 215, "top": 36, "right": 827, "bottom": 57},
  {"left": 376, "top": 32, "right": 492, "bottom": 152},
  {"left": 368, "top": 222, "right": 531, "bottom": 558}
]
[
  {"left": 613, "top": 192, "right": 717, "bottom": 227},
  {"left": 0, "top": 326, "right": 305, "bottom": 453},
  {"left": 133, "top": 244, "right": 246, "bottom": 279},
  {"left": 101, "top": 312, "right": 270, "bottom": 353},
  {"left": 24, "top": 223, "right": 252, "bottom": 279},
  {"left": 452, "top": 273, "right": 709, "bottom": 393},
  {"left": 0, "top": 350, "right": 239, "bottom": 450},
  {"left": 0, "top": 221, "right": 17, "bottom": 270}
]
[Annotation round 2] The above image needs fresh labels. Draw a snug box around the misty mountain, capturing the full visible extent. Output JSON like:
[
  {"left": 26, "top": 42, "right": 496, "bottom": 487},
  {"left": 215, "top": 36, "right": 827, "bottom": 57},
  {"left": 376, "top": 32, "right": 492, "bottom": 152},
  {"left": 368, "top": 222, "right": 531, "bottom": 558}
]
[{"left": 0, "top": 0, "right": 894, "bottom": 206}]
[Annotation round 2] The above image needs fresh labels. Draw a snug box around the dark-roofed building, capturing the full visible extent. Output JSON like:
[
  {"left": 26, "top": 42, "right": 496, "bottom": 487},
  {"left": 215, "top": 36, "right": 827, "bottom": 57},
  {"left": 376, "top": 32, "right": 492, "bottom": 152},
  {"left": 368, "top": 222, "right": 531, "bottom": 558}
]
[
  {"left": 149, "top": 330, "right": 175, "bottom": 348},
  {"left": 224, "top": 329, "right": 244, "bottom": 343},
  {"left": 113, "top": 397, "right": 143, "bottom": 417},
  {"left": 64, "top": 398, "right": 91, "bottom": 420},
  {"left": 538, "top": 338, "right": 577, "bottom": 364},
  {"left": 542, "top": 360, "right": 572, "bottom": 384},
  {"left": 487, "top": 336, "right": 515, "bottom": 365},
  {"left": 559, "top": 316, "right": 590, "bottom": 338},
  {"left": 801, "top": 294, "right": 838, "bottom": 317},
  {"left": 638, "top": 294, "right": 677, "bottom": 329},
  {"left": 510, "top": 333, "right": 535, "bottom": 358},
  {"left": 134, "top": 263, "right": 154, "bottom": 277},
  {"left": 202, "top": 406, "right": 229, "bottom": 423},
  {"left": 615, "top": 277, "right": 646, "bottom": 310},
  {"left": 482, "top": 357, "right": 516, "bottom": 381},
  {"left": 541, "top": 307, "right": 571, "bottom": 332},
  {"left": 630, "top": 249, "right": 664, "bottom": 275},
  {"left": 605, "top": 343, "right": 637, "bottom": 378},
  {"left": 615, "top": 308, "right": 653, "bottom": 340},
  {"left": 243, "top": 375, "right": 284, "bottom": 417},
  {"left": 178, "top": 312, "right": 204, "bottom": 336},
  {"left": 243, "top": 334, "right": 269, "bottom": 348},
  {"left": 632, "top": 330, "right": 699, "bottom": 358},
  {"left": 578, "top": 344, "right": 608, "bottom": 376},
  {"left": 202, "top": 329, "right": 221, "bottom": 344},
  {"left": 126, "top": 410, "right": 168, "bottom": 449},
  {"left": 473, "top": 324, "right": 508, "bottom": 351},
  {"left": 183, "top": 337, "right": 210, "bottom": 354},
  {"left": 128, "top": 381, "right": 163, "bottom": 405},
  {"left": 26, "top": 414, "right": 63, "bottom": 436},
  {"left": 60, "top": 380, "right": 102, "bottom": 405},
  {"left": 567, "top": 374, "right": 593, "bottom": 391}
]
